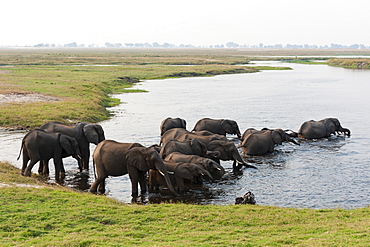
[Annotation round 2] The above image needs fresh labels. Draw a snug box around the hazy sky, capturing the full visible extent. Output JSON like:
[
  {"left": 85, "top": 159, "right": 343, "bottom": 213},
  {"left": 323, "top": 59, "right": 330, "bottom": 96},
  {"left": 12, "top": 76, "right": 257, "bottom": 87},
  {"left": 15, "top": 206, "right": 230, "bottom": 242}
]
[{"left": 2, "top": 0, "right": 370, "bottom": 46}]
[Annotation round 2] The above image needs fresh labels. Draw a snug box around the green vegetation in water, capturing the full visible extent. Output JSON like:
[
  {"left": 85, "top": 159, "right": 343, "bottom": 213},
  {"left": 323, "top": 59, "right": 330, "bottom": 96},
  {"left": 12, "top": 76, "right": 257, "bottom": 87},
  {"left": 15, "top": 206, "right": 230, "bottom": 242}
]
[
  {"left": 327, "top": 58, "right": 370, "bottom": 69},
  {"left": 0, "top": 162, "right": 369, "bottom": 246}
]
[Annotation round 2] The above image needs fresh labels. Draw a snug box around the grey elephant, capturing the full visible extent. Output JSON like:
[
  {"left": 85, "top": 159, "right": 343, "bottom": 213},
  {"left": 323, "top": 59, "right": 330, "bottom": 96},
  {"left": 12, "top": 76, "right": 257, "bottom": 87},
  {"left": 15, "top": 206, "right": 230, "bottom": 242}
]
[
  {"left": 192, "top": 118, "right": 242, "bottom": 139},
  {"left": 207, "top": 140, "right": 257, "bottom": 171},
  {"left": 298, "top": 118, "right": 351, "bottom": 139},
  {"left": 160, "top": 117, "right": 187, "bottom": 136},
  {"left": 240, "top": 129, "right": 299, "bottom": 155},
  {"left": 160, "top": 138, "right": 220, "bottom": 160},
  {"left": 149, "top": 161, "right": 213, "bottom": 192},
  {"left": 164, "top": 152, "right": 225, "bottom": 180},
  {"left": 40, "top": 121, "right": 105, "bottom": 172},
  {"left": 90, "top": 140, "right": 177, "bottom": 197},
  {"left": 18, "top": 129, "right": 81, "bottom": 180}
]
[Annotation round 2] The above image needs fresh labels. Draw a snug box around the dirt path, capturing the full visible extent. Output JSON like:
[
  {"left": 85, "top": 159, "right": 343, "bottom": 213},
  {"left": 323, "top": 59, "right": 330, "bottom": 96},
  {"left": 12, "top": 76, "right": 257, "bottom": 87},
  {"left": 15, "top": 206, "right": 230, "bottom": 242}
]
[{"left": 0, "top": 92, "right": 60, "bottom": 105}]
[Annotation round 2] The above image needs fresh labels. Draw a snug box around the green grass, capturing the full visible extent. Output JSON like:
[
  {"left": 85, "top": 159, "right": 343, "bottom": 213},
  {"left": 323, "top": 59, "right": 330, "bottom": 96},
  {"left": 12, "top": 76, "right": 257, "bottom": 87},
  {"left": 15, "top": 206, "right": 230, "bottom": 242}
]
[
  {"left": 1, "top": 162, "right": 369, "bottom": 246},
  {"left": 328, "top": 58, "right": 370, "bottom": 69},
  {"left": 1, "top": 49, "right": 280, "bottom": 128}
]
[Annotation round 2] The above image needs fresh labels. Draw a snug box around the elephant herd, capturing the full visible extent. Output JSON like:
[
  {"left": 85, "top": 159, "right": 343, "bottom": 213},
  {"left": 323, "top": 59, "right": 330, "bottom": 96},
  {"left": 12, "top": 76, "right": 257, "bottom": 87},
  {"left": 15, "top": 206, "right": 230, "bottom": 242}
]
[{"left": 18, "top": 117, "right": 350, "bottom": 200}]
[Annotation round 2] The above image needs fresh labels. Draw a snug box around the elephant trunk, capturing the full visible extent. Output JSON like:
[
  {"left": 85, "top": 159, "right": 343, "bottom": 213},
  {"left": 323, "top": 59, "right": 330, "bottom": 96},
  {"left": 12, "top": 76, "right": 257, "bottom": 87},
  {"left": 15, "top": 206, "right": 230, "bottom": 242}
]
[
  {"left": 155, "top": 162, "right": 179, "bottom": 196},
  {"left": 285, "top": 135, "right": 300, "bottom": 145},
  {"left": 232, "top": 152, "right": 257, "bottom": 169},
  {"left": 341, "top": 127, "right": 351, "bottom": 137}
]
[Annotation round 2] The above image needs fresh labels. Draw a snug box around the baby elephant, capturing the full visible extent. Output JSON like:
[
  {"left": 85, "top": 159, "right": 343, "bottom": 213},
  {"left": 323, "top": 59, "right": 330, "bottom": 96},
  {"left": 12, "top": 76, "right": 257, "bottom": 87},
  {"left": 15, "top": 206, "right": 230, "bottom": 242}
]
[
  {"left": 149, "top": 161, "right": 213, "bottom": 192},
  {"left": 18, "top": 129, "right": 81, "bottom": 180}
]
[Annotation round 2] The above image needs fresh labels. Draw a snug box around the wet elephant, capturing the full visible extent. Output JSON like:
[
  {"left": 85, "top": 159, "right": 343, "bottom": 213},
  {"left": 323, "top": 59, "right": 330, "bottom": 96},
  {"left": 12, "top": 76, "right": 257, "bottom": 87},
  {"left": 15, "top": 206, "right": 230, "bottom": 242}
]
[
  {"left": 90, "top": 140, "right": 177, "bottom": 197},
  {"left": 18, "top": 129, "right": 81, "bottom": 180},
  {"left": 39, "top": 121, "right": 105, "bottom": 172},
  {"left": 207, "top": 140, "right": 257, "bottom": 171},
  {"left": 149, "top": 161, "right": 213, "bottom": 192},
  {"left": 298, "top": 118, "right": 351, "bottom": 139},
  {"left": 240, "top": 129, "right": 299, "bottom": 155},
  {"left": 160, "top": 117, "right": 187, "bottom": 136},
  {"left": 160, "top": 138, "right": 220, "bottom": 160},
  {"left": 192, "top": 118, "right": 242, "bottom": 139},
  {"left": 164, "top": 152, "right": 225, "bottom": 180}
]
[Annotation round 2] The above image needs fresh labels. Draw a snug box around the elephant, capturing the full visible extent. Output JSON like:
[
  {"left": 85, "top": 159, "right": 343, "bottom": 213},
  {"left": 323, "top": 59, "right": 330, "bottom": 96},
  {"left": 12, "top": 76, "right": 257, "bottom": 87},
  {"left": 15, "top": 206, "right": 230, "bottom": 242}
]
[
  {"left": 39, "top": 121, "right": 105, "bottom": 172},
  {"left": 17, "top": 129, "right": 81, "bottom": 180},
  {"left": 149, "top": 161, "right": 213, "bottom": 192},
  {"left": 240, "top": 129, "right": 299, "bottom": 155},
  {"left": 160, "top": 138, "right": 220, "bottom": 160},
  {"left": 160, "top": 117, "right": 187, "bottom": 136},
  {"left": 192, "top": 118, "right": 242, "bottom": 139},
  {"left": 206, "top": 140, "right": 257, "bottom": 171},
  {"left": 297, "top": 118, "right": 351, "bottom": 139},
  {"left": 90, "top": 140, "right": 177, "bottom": 197},
  {"left": 164, "top": 152, "right": 225, "bottom": 180}
]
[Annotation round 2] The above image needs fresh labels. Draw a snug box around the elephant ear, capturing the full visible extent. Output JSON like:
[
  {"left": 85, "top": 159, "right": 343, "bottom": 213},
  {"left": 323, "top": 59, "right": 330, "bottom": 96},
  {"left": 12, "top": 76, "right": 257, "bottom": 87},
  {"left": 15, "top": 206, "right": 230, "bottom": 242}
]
[
  {"left": 221, "top": 120, "right": 232, "bottom": 133},
  {"left": 323, "top": 118, "right": 336, "bottom": 134},
  {"left": 191, "top": 138, "right": 206, "bottom": 156},
  {"left": 271, "top": 130, "right": 283, "bottom": 145},
  {"left": 125, "top": 148, "right": 149, "bottom": 172},
  {"left": 83, "top": 124, "right": 99, "bottom": 145},
  {"left": 180, "top": 118, "right": 187, "bottom": 129},
  {"left": 59, "top": 135, "right": 74, "bottom": 155}
]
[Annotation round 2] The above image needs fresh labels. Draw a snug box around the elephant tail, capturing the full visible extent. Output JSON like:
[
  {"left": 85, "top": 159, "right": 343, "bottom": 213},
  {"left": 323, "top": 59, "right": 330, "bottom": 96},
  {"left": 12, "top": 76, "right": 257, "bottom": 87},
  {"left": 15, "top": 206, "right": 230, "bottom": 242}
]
[
  {"left": 92, "top": 159, "right": 97, "bottom": 180},
  {"left": 17, "top": 140, "right": 25, "bottom": 161}
]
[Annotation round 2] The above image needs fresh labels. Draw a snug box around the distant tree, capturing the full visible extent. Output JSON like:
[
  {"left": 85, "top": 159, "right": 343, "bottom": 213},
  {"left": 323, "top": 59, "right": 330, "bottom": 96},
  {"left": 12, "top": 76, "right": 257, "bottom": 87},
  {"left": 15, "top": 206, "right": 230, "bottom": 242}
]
[{"left": 64, "top": 42, "right": 78, "bottom": 47}]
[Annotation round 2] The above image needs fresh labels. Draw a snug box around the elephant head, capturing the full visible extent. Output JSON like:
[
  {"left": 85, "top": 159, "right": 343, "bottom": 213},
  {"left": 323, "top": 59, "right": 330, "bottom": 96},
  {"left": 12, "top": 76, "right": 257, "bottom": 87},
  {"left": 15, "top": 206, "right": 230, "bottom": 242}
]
[
  {"left": 125, "top": 146, "right": 178, "bottom": 197},
  {"left": 207, "top": 140, "right": 257, "bottom": 171},
  {"left": 324, "top": 118, "right": 351, "bottom": 136},
  {"left": 221, "top": 119, "right": 242, "bottom": 139},
  {"left": 83, "top": 123, "right": 106, "bottom": 145},
  {"left": 160, "top": 117, "right": 187, "bottom": 136},
  {"left": 59, "top": 135, "right": 82, "bottom": 158},
  {"left": 174, "top": 163, "right": 213, "bottom": 181}
]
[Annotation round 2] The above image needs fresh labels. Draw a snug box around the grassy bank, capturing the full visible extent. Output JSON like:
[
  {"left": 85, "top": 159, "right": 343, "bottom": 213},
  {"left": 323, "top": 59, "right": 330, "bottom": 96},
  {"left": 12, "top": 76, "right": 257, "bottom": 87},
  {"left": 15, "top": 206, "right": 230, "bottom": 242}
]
[
  {"left": 328, "top": 58, "right": 370, "bottom": 69},
  {"left": 1, "top": 162, "right": 369, "bottom": 246},
  {"left": 0, "top": 48, "right": 294, "bottom": 128}
]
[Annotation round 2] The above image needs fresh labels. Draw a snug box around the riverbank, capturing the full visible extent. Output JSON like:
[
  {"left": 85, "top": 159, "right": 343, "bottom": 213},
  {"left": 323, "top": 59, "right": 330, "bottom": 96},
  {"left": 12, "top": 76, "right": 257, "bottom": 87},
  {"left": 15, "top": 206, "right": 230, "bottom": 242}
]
[
  {"left": 0, "top": 49, "right": 294, "bottom": 129},
  {"left": 1, "top": 162, "right": 369, "bottom": 246}
]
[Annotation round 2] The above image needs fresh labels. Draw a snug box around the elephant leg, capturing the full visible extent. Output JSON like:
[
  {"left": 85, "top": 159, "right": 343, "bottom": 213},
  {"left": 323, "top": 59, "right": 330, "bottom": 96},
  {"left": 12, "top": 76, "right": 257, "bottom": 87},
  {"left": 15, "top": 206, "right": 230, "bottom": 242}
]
[
  {"left": 53, "top": 157, "right": 63, "bottom": 181},
  {"left": 138, "top": 170, "right": 147, "bottom": 195},
  {"left": 21, "top": 152, "right": 30, "bottom": 176},
  {"left": 128, "top": 166, "right": 140, "bottom": 197},
  {"left": 148, "top": 170, "right": 158, "bottom": 192},
  {"left": 232, "top": 160, "right": 243, "bottom": 174},
  {"left": 90, "top": 176, "right": 106, "bottom": 193},
  {"left": 176, "top": 177, "right": 185, "bottom": 192},
  {"left": 38, "top": 161, "right": 44, "bottom": 174},
  {"left": 24, "top": 159, "right": 38, "bottom": 177}
]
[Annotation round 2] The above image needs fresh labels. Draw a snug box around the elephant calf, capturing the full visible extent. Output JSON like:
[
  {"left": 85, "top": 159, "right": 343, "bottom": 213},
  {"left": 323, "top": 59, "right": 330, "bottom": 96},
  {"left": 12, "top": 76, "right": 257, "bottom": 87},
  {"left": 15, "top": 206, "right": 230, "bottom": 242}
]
[
  {"left": 18, "top": 129, "right": 81, "bottom": 180},
  {"left": 149, "top": 161, "right": 213, "bottom": 192}
]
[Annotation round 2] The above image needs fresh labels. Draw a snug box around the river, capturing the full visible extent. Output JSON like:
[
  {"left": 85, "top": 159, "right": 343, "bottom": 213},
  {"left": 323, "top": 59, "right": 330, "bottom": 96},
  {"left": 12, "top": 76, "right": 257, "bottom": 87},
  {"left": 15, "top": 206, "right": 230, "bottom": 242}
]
[{"left": 1, "top": 61, "right": 369, "bottom": 209}]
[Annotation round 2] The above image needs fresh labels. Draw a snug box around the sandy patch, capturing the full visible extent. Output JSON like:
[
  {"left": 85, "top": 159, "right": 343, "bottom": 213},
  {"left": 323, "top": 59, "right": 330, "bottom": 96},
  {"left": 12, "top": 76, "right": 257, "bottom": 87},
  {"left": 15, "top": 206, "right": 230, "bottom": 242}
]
[
  {"left": 0, "top": 92, "right": 60, "bottom": 105},
  {"left": 0, "top": 182, "right": 45, "bottom": 188}
]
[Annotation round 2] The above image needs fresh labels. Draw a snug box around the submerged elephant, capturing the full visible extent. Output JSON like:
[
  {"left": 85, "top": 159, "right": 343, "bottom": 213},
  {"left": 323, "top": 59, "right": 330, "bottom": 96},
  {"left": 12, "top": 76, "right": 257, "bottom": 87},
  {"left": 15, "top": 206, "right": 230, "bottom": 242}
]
[
  {"left": 160, "top": 138, "right": 219, "bottom": 160},
  {"left": 298, "top": 118, "right": 351, "bottom": 139},
  {"left": 90, "top": 140, "right": 177, "bottom": 197},
  {"left": 192, "top": 118, "right": 242, "bottom": 139},
  {"left": 160, "top": 117, "right": 187, "bottom": 136},
  {"left": 164, "top": 152, "right": 225, "bottom": 180},
  {"left": 18, "top": 129, "right": 81, "bottom": 180},
  {"left": 206, "top": 140, "right": 257, "bottom": 171},
  {"left": 40, "top": 121, "right": 105, "bottom": 172},
  {"left": 240, "top": 128, "right": 299, "bottom": 155},
  {"left": 149, "top": 161, "right": 213, "bottom": 192}
]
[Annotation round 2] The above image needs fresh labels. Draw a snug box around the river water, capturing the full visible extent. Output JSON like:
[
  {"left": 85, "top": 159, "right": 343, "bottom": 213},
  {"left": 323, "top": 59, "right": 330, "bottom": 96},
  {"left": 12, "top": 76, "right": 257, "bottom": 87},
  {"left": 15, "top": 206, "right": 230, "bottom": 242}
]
[{"left": 1, "top": 61, "right": 369, "bottom": 209}]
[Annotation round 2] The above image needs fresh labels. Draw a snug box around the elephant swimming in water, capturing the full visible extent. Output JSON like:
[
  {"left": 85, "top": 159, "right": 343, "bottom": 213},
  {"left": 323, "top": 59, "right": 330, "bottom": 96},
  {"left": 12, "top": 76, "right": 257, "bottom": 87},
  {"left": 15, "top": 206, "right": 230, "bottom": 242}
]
[{"left": 297, "top": 118, "right": 350, "bottom": 139}]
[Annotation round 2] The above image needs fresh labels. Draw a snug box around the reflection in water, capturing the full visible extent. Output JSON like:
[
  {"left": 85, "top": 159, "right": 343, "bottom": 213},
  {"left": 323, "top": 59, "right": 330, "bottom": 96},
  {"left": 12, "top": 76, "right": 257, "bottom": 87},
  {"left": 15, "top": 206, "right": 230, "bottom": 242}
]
[{"left": 1, "top": 61, "right": 370, "bottom": 209}]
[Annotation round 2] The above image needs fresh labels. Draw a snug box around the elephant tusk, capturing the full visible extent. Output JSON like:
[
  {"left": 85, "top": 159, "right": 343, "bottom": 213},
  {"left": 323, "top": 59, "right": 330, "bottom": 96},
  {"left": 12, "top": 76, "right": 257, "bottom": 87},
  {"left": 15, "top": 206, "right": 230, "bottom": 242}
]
[
  {"left": 158, "top": 170, "right": 165, "bottom": 176},
  {"left": 167, "top": 171, "right": 175, "bottom": 175},
  {"left": 236, "top": 160, "right": 244, "bottom": 165}
]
